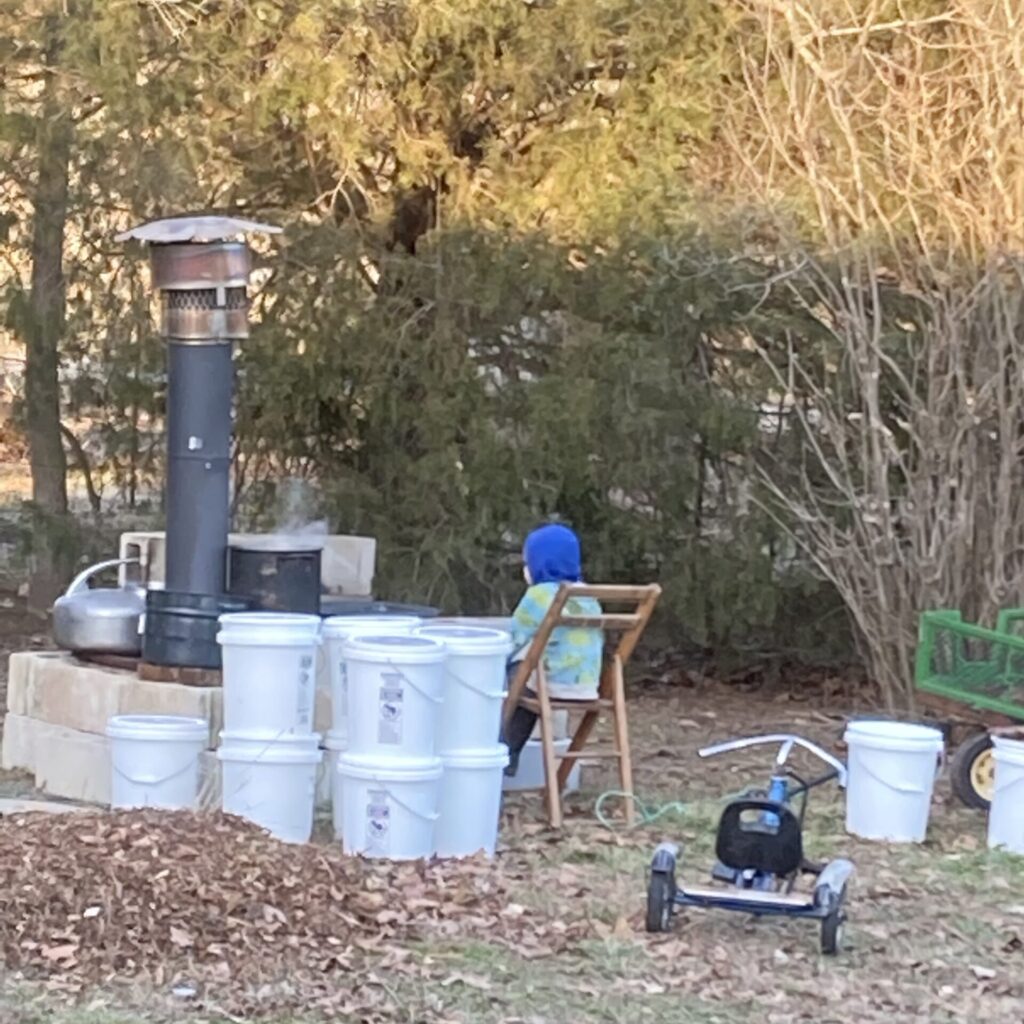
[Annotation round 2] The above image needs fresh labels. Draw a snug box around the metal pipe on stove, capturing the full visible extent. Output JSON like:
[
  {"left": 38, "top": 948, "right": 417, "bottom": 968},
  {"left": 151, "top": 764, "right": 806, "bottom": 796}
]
[
  {"left": 165, "top": 338, "right": 233, "bottom": 594},
  {"left": 116, "top": 217, "right": 281, "bottom": 600}
]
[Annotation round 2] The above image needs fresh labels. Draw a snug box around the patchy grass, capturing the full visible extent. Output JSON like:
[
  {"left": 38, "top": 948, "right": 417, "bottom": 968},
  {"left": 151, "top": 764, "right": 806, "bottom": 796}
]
[{"left": 0, "top": 685, "right": 1022, "bottom": 1022}]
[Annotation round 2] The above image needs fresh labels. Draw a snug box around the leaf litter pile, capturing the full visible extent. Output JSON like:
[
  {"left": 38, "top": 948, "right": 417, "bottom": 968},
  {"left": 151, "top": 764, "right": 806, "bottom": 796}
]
[{"left": 0, "top": 809, "right": 583, "bottom": 1016}]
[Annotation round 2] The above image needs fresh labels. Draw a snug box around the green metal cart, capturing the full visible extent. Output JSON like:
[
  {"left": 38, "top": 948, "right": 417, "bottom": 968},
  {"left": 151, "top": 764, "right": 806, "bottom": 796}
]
[{"left": 915, "top": 609, "right": 1024, "bottom": 809}]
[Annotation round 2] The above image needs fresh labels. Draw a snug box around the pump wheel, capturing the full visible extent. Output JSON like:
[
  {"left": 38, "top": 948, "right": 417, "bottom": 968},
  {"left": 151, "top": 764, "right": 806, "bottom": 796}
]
[
  {"left": 949, "top": 732, "right": 994, "bottom": 810},
  {"left": 646, "top": 873, "right": 675, "bottom": 933}
]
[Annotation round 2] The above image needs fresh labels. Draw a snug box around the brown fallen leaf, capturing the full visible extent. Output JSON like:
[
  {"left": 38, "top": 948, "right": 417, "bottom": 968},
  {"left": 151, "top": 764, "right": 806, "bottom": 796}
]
[
  {"left": 41, "top": 943, "right": 78, "bottom": 962},
  {"left": 169, "top": 925, "right": 194, "bottom": 948}
]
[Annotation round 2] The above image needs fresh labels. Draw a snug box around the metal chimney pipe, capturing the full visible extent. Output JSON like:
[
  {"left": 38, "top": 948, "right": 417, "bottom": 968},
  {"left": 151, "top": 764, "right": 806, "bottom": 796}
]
[{"left": 117, "top": 216, "right": 280, "bottom": 597}]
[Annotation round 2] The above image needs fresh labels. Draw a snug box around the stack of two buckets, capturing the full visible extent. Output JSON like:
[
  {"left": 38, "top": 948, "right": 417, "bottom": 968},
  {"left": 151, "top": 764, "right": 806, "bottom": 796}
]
[
  {"left": 332, "top": 622, "right": 514, "bottom": 860},
  {"left": 216, "top": 612, "right": 325, "bottom": 843}
]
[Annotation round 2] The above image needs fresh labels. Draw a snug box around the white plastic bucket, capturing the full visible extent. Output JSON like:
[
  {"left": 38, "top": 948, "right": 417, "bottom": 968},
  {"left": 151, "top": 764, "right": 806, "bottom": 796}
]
[
  {"left": 502, "top": 738, "right": 582, "bottom": 793},
  {"left": 218, "top": 731, "right": 322, "bottom": 843},
  {"left": 344, "top": 635, "right": 447, "bottom": 758},
  {"left": 436, "top": 745, "right": 509, "bottom": 859},
  {"left": 322, "top": 616, "right": 420, "bottom": 738},
  {"left": 335, "top": 753, "right": 442, "bottom": 859},
  {"left": 315, "top": 729, "right": 348, "bottom": 811},
  {"left": 217, "top": 613, "right": 322, "bottom": 736},
  {"left": 106, "top": 715, "right": 208, "bottom": 810},
  {"left": 988, "top": 731, "right": 1024, "bottom": 854},
  {"left": 844, "top": 720, "right": 944, "bottom": 843},
  {"left": 414, "top": 625, "right": 514, "bottom": 751}
]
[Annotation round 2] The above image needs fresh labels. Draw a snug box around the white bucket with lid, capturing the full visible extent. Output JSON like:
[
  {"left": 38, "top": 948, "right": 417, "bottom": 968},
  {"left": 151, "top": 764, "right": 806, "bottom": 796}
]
[
  {"left": 106, "top": 715, "right": 208, "bottom": 810},
  {"left": 315, "top": 729, "right": 348, "bottom": 810},
  {"left": 217, "top": 613, "right": 322, "bottom": 736},
  {"left": 437, "top": 745, "right": 509, "bottom": 859},
  {"left": 218, "top": 731, "right": 322, "bottom": 843},
  {"left": 335, "top": 752, "right": 442, "bottom": 859},
  {"left": 344, "top": 635, "right": 447, "bottom": 758},
  {"left": 414, "top": 625, "right": 514, "bottom": 751},
  {"left": 844, "top": 720, "right": 944, "bottom": 843},
  {"left": 988, "top": 730, "right": 1024, "bottom": 854},
  {"left": 322, "top": 616, "right": 421, "bottom": 738}
]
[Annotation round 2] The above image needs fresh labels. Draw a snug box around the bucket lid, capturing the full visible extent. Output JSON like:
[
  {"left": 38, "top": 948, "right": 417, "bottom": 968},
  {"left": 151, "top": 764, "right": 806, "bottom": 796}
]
[
  {"left": 336, "top": 752, "right": 443, "bottom": 781},
  {"left": 344, "top": 634, "right": 447, "bottom": 664},
  {"left": 323, "top": 615, "right": 420, "bottom": 639},
  {"left": 440, "top": 745, "right": 511, "bottom": 769},
  {"left": 844, "top": 720, "right": 943, "bottom": 745},
  {"left": 219, "top": 612, "right": 322, "bottom": 630},
  {"left": 106, "top": 715, "right": 208, "bottom": 742},
  {"left": 217, "top": 730, "right": 323, "bottom": 764},
  {"left": 414, "top": 625, "right": 514, "bottom": 657},
  {"left": 217, "top": 611, "right": 322, "bottom": 648}
]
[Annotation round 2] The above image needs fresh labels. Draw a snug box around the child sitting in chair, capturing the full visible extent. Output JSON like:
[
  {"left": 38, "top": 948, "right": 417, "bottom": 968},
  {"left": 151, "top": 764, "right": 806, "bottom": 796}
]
[{"left": 501, "top": 523, "right": 603, "bottom": 776}]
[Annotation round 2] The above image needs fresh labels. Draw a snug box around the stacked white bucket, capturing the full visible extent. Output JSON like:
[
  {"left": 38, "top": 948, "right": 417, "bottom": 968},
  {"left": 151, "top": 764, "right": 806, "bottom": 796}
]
[
  {"left": 334, "top": 622, "right": 513, "bottom": 860},
  {"left": 416, "top": 625, "right": 514, "bottom": 859},
  {"left": 216, "top": 612, "right": 323, "bottom": 843},
  {"left": 988, "top": 730, "right": 1024, "bottom": 855},
  {"left": 320, "top": 615, "right": 421, "bottom": 810}
]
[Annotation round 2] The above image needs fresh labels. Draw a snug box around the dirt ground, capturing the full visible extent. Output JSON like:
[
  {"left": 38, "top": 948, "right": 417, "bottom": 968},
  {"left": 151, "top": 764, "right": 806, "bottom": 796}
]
[{"left": 0, "top": 613, "right": 1021, "bottom": 1024}]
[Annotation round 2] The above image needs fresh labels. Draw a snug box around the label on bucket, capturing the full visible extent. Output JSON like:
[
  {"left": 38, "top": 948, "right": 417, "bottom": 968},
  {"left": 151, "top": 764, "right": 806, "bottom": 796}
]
[
  {"left": 378, "top": 674, "right": 404, "bottom": 745},
  {"left": 338, "top": 661, "right": 348, "bottom": 717},
  {"left": 297, "top": 654, "right": 314, "bottom": 727},
  {"left": 366, "top": 789, "right": 390, "bottom": 856}
]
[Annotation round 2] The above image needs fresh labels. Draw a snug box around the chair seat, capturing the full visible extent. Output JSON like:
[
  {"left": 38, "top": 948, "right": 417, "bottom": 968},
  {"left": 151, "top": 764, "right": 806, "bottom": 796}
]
[{"left": 519, "top": 696, "right": 613, "bottom": 712}]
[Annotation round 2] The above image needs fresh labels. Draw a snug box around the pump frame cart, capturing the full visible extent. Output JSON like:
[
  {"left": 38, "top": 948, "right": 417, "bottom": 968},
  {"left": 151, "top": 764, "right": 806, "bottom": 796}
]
[
  {"left": 915, "top": 610, "right": 1024, "bottom": 810},
  {"left": 646, "top": 734, "right": 854, "bottom": 954}
]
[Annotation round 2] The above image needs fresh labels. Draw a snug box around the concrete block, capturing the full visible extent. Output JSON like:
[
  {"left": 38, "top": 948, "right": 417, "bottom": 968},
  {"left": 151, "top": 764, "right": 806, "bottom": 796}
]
[
  {"left": 2, "top": 713, "right": 36, "bottom": 772},
  {"left": 10, "top": 651, "right": 221, "bottom": 747},
  {"left": 118, "top": 679, "right": 222, "bottom": 748},
  {"left": 118, "top": 531, "right": 377, "bottom": 596},
  {"left": 6, "top": 652, "right": 40, "bottom": 714},
  {"left": 29, "top": 718, "right": 110, "bottom": 805},
  {"left": 319, "top": 535, "right": 376, "bottom": 597}
]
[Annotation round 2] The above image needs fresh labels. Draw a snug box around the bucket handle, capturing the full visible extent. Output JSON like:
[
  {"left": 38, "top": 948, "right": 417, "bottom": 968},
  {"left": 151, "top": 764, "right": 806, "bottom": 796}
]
[
  {"left": 449, "top": 669, "right": 507, "bottom": 701},
  {"left": 113, "top": 757, "right": 199, "bottom": 789},
  {"left": 371, "top": 776, "right": 440, "bottom": 822},
  {"left": 855, "top": 747, "right": 944, "bottom": 794},
  {"left": 385, "top": 661, "right": 444, "bottom": 705}
]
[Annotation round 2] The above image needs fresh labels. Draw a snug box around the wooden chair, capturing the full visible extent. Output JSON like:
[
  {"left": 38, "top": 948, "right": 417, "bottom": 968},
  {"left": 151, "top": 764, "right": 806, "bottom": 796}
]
[{"left": 502, "top": 583, "right": 662, "bottom": 827}]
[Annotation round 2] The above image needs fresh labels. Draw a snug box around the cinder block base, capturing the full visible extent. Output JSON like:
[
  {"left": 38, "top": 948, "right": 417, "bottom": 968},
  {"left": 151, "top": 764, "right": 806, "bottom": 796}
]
[
  {"left": 3, "top": 713, "right": 110, "bottom": 804},
  {"left": 4, "top": 650, "right": 338, "bottom": 810},
  {"left": 7, "top": 651, "right": 222, "bottom": 746}
]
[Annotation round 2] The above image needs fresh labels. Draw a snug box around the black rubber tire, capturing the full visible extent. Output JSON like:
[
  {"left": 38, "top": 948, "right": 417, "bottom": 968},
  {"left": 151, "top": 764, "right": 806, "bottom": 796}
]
[
  {"left": 820, "top": 886, "right": 847, "bottom": 955},
  {"left": 646, "top": 872, "right": 675, "bottom": 934},
  {"left": 949, "top": 732, "right": 994, "bottom": 811}
]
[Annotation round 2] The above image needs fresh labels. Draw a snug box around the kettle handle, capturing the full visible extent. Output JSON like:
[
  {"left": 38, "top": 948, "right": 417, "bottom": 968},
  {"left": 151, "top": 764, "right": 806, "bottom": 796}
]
[{"left": 64, "top": 558, "right": 140, "bottom": 596}]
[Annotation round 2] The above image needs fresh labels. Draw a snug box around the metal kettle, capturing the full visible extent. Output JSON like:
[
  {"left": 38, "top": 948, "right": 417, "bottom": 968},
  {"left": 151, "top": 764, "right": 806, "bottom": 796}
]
[{"left": 52, "top": 558, "right": 146, "bottom": 656}]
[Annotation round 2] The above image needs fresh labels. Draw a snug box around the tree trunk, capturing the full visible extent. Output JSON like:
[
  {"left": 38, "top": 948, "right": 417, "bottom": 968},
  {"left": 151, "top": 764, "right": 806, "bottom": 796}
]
[{"left": 25, "top": 17, "right": 72, "bottom": 609}]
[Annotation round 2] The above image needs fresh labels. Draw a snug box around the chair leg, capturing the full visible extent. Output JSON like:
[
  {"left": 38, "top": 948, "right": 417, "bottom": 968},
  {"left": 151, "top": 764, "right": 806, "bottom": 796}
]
[
  {"left": 536, "top": 679, "right": 563, "bottom": 828},
  {"left": 610, "top": 655, "right": 636, "bottom": 826}
]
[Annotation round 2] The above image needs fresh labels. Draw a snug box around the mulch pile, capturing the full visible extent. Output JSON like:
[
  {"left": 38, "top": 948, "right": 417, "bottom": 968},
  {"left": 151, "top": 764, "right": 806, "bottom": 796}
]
[{"left": 0, "top": 809, "right": 578, "bottom": 1016}]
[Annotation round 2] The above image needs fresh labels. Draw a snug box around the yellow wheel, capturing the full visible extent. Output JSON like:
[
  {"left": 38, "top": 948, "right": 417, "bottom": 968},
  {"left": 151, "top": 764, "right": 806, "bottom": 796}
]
[{"left": 950, "top": 733, "right": 994, "bottom": 810}]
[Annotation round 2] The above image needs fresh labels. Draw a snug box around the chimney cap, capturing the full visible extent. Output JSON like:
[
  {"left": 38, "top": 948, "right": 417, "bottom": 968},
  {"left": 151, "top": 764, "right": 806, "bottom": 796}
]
[{"left": 116, "top": 215, "right": 282, "bottom": 244}]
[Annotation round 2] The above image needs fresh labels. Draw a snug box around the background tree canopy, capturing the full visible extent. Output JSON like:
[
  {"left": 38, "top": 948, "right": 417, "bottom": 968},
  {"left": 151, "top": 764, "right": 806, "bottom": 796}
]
[{"left": 4, "top": 1, "right": 1023, "bottom": 703}]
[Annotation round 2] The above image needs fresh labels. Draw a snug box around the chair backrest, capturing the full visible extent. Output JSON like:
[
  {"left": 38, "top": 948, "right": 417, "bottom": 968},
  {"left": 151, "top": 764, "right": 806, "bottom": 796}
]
[{"left": 510, "top": 583, "right": 662, "bottom": 686}]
